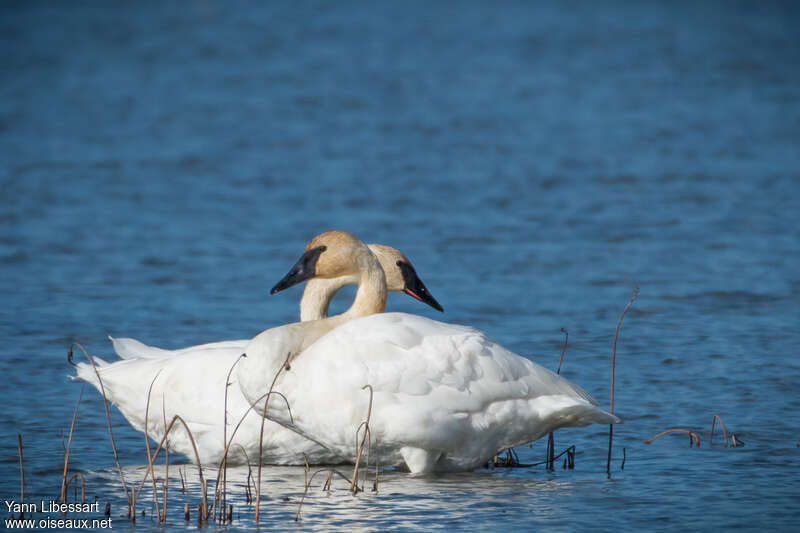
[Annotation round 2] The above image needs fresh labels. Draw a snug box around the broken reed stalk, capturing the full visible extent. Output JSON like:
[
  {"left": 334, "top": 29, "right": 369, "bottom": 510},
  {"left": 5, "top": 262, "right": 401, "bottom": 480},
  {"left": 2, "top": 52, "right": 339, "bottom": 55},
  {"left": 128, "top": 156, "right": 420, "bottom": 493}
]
[
  {"left": 296, "top": 469, "right": 353, "bottom": 521},
  {"left": 526, "top": 445, "right": 576, "bottom": 468},
  {"left": 245, "top": 467, "right": 254, "bottom": 504},
  {"left": 644, "top": 428, "right": 701, "bottom": 447},
  {"left": 372, "top": 451, "right": 379, "bottom": 492},
  {"left": 59, "top": 386, "right": 83, "bottom": 504},
  {"left": 17, "top": 434, "right": 25, "bottom": 518},
  {"left": 547, "top": 328, "right": 569, "bottom": 470},
  {"left": 70, "top": 343, "right": 132, "bottom": 517},
  {"left": 606, "top": 286, "right": 639, "bottom": 476},
  {"left": 212, "top": 388, "right": 294, "bottom": 513},
  {"left": 144, "top": 372, "right": 163, "bottom": 522},
  {"left": 162, "top": 399, "right": 169, "bottom": 523},
  {"left": 234, "top": 445, "right": 254, "bottom": 504},
  {"left": 710, "top": 413, "right": 728, "bottom": 448},
  {"left": 364, "top": 422, "right": 372, "bottom": 491},
  {"left": 556, "top": 327, "right": 568, "bottom": 375},
  {"left": 255, "top": 351, "right": 293, "bottom": 523},
  {"left": 494, "top": 448, "right": 521, "bottom": 467},
  {"left": 353, "top": 423, "right": 372, "bottom": 491},
  {"left": 351, "top": 385, "right": 374, "bottom": 494},
  {"left": 303, "top": 454, "right": 310, "bottom": 490},
  {"left": 216, "top": 354, "right": 244, "bottom": 523},
  {"left": 134, "top": 414, "right": 208, "bottom": 521},
  {"left": 64, "top": 473, "right": 86, "bottom": 504}
]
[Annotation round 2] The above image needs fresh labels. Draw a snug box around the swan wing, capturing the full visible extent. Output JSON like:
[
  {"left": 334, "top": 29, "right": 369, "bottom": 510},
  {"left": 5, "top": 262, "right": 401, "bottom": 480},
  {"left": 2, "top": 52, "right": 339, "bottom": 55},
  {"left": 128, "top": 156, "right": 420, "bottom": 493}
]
[
  {"left": 272, "top": 312, "right": 617, "bottom": 471},
  {"left": 110, "top": 336, "right": 248, "bottom": 359}
]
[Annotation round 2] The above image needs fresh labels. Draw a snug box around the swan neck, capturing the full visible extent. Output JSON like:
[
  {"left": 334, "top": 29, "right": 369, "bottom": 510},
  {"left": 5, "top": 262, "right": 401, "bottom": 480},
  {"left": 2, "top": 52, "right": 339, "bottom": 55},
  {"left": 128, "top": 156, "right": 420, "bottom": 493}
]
[
  {"left": 300, "top": 276, "right": 354, "bottom": 321},
  {"left": 343, "top": 250, "right": 387, "bottom": 318}
]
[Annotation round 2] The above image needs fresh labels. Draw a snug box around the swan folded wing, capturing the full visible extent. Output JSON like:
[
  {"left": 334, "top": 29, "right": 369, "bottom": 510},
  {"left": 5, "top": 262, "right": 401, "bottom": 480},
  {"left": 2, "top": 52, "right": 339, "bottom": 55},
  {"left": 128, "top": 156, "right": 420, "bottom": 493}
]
[
  {"left": 279, "top": 312, "right": 617, "bottom": 460},
  {"left": 110, "top": 336, "right": 248, "bottom": 360},
  {"left": 75, "top": 351, "right": 238, "bottom": 441}
]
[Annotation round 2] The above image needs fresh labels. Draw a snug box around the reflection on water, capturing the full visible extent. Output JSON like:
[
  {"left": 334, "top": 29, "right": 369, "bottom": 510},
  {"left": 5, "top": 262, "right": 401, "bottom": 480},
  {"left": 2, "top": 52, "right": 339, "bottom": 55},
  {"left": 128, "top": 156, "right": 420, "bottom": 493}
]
[{"left": 91, "top": 463, "right": 584, "bottom": 531}]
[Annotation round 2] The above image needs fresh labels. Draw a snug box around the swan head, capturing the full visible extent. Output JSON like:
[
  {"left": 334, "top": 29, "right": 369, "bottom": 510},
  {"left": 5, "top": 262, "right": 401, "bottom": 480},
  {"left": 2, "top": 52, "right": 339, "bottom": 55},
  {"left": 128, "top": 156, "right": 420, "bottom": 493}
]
[
  {"left": 368, "top": 244, "right": 443, "bottom": 312},
  {"left": 271, "top": 230, "right": 376, "bottom": 294},
  {"left": 271, "top": 231, "right": 444, "bottom": 313}
]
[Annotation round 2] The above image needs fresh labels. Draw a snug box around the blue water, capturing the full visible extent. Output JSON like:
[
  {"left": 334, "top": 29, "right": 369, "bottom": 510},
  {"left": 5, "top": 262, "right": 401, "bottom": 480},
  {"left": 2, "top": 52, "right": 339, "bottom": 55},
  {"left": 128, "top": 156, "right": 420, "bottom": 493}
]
[{"left": 2, "top": 1, "right": 799, "bottom": 531}]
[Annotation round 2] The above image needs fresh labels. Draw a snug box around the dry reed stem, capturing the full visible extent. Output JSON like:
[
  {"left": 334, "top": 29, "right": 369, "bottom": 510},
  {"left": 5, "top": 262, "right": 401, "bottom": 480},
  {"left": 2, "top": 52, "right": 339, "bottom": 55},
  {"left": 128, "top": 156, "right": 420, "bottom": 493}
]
[
  {"left": 162, "top": 398, "right": 169, "bottom": 523},
  {"left": 353, "top": 424, "right": 372, "bottom": 491},
  {"left": 364, "top": 424, "right": 372, "bottom": 491},
  {"left": 255, "top": 351, "right": 293, "bottom": 523},
  {"left": 17, "top": 434, "right": 25, "bottom": 518},
  {"left": 212, "top": 387, "right": 294, "bottom": 508},
  {"left": 303, "top": 453, "right": 310, "bottom": 491},
  {"left": 60, "top": 386, "right": 83, "bottom": 504},
  {"left": 644, "top": 428, "right": 701, "bottom": 447},
  {"left": 351, "top": 385, "right": 374, "bottom": 494},
  {"left": 295, "top": 469, "right": 353, "bottom": 521},
  {"left": 134, "top": 414, "right": 208, "bottom": 521},
  {"left": 490, "top": 448, "right": 523, "bottom": 468},
  {"left": 546, "top": 328, "right": 569, "bottom": 471},
  {"left": 245, "top": 468, "right": 253, "bottom": 503},
  {"left": 220, "top": 355, "right": 244, "bottom": 523},
  {"left": 210, "top": 354, "right": 245, "bottom": 523},
  {"left": 556, "top": 327, "right": 568, "bottom": 375},
  {"left": 144, "top": 372, "right": 162, "bottom": 522},
  {"left": 495, "top": 448, "right": 521, "bottom": 467},
  {"left": 731, "top": 433, "right": 743, "bottom": 447},
  {"left": 372, "top": 448, "right": 379, "bottom": 492},
  {"left": 526, "top": 445, "right": 575, "bottom": 468},
  {"left": 70, "top": 343, "right": 132, "bottom": 517},
  {"left": 606, "top": 286, "right": 639, "bottom": 475},
  {"left": 64, "top": 473, "right": 86, "bottom": 504},
  {"left": 710, "top": 413, "right": 728, "bottom": 448},
  {"left": 232, "top": 444, "right": 255, "bottom": 504}
]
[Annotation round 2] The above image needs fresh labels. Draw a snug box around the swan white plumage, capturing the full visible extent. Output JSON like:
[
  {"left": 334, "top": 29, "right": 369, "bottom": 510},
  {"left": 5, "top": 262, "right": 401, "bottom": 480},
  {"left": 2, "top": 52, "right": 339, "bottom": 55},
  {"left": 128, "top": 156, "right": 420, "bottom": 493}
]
[
  {"left": 241, "top": 236, "right": 620, "bottom": 473},
  {"left": 74, "top": 235, "right": 442, "bottom": 465}
]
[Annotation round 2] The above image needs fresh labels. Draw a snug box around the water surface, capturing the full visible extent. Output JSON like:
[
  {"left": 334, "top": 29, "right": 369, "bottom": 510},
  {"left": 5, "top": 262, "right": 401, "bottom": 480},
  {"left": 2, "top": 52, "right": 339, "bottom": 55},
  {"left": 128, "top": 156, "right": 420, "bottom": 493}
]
[{"left": 1, "top": 1, "right": 799, "bottom": 531}]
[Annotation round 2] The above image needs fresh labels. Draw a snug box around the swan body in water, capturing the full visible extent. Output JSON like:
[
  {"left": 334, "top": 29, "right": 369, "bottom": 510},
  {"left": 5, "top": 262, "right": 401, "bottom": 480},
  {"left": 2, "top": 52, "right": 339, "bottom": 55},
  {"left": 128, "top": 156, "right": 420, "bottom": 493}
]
[
  {"left": 74, "top": 236, "right": 442, "bottom": 465},
  {"left": 241, "top": 235, "right": 619, "bottom": 473}
]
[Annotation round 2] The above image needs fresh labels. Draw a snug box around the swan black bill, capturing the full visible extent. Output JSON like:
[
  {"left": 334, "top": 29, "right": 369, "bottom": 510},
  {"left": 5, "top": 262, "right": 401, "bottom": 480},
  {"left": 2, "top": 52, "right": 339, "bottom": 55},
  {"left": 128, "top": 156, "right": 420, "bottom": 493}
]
[
  {"left": 270, "top": 245, "right": 327, "bottom": 294},
  {"left": 397, "top": 260, "right": 444, "bottom": 312}
]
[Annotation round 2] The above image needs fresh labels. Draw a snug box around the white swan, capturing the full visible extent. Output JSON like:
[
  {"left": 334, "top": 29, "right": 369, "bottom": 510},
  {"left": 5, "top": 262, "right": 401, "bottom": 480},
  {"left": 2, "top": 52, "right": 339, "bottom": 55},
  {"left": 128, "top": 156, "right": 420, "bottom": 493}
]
[
  {"left": 241, "top": 235, "right": 620, "bottom": 473},
  {"left": 74, "top": 235, "right": 442, "bottom": 465}
]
